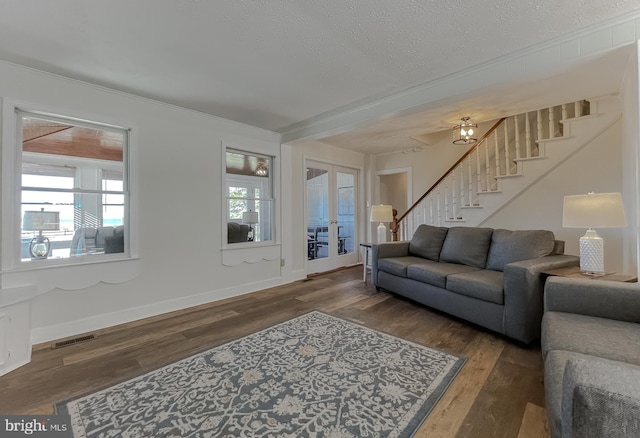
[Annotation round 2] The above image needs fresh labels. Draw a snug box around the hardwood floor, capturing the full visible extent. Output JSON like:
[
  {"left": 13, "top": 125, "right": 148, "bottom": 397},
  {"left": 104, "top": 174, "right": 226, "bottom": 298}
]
[{"left": 0, "top": 266, "right": 549, "bottom": 437}]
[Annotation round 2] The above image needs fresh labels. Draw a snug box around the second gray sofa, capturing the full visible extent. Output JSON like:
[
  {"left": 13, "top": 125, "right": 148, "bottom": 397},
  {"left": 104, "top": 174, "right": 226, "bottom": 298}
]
[
  {"left": 542, "top": 277, "right": 640, "bottom": 437},
  {"left": 372, "top": 225, "right": 580, "bottom": 344}
]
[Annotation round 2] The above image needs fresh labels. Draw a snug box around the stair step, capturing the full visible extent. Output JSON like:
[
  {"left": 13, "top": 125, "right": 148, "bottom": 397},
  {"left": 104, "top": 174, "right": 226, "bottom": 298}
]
[
  {"left": 536, "top": 135, "right": 575, "bottom": 144},
  {"left": 444, "top": 218, "right": 465, "bottom": 222},
  {"left": 461, "top": 204, "right": 482, "bottom": 209},
  {"left": 559, "top": 114, "right": 598, "bottom": 124},
  {"left": 477, "top": 190, "right": 502, "bottom": 195},
  {"left": 495, "top": 173, "right": 522, "bottom": 180},
  {"left": 514, "top": 156, "right": 546, "bottom": 162}
]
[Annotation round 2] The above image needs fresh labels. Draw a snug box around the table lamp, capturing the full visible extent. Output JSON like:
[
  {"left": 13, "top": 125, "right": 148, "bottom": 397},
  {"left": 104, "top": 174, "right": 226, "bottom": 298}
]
[
  {"left": 562, "top": 192, "right": 627, "bottom": 275},
  {"left": 23, "top": 208, "right": 60, "bottom": 259},
  {"left": 370, "top": 205, "right": 393, "bottom": 243},
  {"left": 242, "top": 210, "right": 259, "bottom": 241}
]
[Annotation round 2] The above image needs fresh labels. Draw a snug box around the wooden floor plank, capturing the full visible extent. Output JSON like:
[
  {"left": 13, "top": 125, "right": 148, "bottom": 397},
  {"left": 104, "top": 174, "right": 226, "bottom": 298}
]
[
  {"left": 414, "top": 334, "right": 505, "bottom": 437},
  {"left": 0, "top": 266, "right": 548, "bottom": 436},
  {"left": 517, "top": 403, "right": 550, "bottom": 438}
]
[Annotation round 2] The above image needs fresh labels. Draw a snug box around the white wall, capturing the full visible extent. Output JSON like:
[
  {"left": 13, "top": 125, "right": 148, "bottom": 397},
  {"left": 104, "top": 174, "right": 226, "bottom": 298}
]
[
  {"left": 0, "top": 61, "right": 285, "bottom": 343},
  {"left": 484, "top": 120, "right": 624, "bottom": 272}
]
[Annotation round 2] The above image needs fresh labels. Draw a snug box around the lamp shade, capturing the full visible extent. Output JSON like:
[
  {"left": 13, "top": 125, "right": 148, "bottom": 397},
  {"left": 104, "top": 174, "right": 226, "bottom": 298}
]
[
  {"left": 242, "top": 211, "right": 259, "bottom": 224},
  {"left": 563, "top": 192, "right": 627, "bottom": 228},
  {"left": 23, "top": 210, "right": 60, "bottom": 231},
  {"left": 370, "top": 205, "right": 393, "bottom": 223}
]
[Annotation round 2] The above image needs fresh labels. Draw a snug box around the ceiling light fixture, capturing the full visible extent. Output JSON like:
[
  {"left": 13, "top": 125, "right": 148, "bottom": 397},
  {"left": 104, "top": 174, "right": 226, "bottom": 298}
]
[{"left": 452, "top": 117, "right": 478, "bottom": 145}]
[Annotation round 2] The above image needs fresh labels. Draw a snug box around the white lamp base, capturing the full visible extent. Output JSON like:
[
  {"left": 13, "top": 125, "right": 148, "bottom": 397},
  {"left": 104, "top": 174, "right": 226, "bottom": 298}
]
[
  {"left": 579, "top": 229, "right": 605, "bottom": 275},
  {"left": 377, "top": 222, "right": 387, "bottom": 243}
]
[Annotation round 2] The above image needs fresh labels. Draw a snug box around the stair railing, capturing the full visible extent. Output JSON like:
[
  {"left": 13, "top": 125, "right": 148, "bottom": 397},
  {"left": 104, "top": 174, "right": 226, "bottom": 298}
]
[{"left": 390, "top": 100, "right": 590, "bottom": 241}]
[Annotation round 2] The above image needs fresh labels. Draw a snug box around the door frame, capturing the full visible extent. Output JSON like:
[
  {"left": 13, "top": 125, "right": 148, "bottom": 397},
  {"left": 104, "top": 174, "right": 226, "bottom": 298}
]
[
  {"left": 374, "top": 167, "right": 413, "bottom": 241},
  {"left": 304, "top": 157, "right": 362, "bottom": 275}
]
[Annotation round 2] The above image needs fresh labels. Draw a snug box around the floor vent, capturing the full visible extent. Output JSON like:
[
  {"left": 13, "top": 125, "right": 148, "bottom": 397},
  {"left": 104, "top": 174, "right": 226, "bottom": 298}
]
[{"left": 52, "top": 334, "right": 96, "bottom": 349}]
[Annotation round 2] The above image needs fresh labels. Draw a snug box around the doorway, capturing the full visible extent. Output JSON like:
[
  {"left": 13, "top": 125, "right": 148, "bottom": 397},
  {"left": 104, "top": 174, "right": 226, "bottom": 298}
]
[
  {"left": 376, "top": 168, "right": 412, "bottom": 241},
  {"left": 305, "top": 160, "right": 359, "bottom": 273}
]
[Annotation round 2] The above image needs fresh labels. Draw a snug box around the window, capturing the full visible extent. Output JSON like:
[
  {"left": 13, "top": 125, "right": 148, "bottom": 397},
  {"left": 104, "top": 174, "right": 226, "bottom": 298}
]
[
  {"left": 17, "top": 111, "right": 129, "bottom": 262},
  {"left": 225, "top": 148, "right": 273, "bottom": 244}
]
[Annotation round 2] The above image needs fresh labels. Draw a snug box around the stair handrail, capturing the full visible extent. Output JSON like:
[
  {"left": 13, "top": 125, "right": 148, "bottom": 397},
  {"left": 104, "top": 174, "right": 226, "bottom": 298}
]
[{"left": 393, "top": 117, "right": 506, "bottom": 238}]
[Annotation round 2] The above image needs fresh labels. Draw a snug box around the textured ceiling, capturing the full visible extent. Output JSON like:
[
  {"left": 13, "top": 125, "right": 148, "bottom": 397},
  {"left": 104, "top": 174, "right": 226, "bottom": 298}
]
[{"left": 0, "top": 0, "right": 638, "bottom": 149}]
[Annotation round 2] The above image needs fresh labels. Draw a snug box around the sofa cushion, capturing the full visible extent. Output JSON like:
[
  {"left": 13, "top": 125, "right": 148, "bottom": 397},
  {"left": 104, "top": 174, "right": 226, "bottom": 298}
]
[
  {"left": 408, "top": 224, "right": 449, "bottom": 261},
  {"left": 446, "top": 269, "right": 504, "bottom": 304},
  {"left": 407, "top": 261, "right": 479, "bottom": 289},
  {"left": 542, "top": 311, "right": 640, "bottom": 366},
  {"left": 378, "top": 256, "right": 424, "bottom": 278},
  {"left": 439, "top": 227, "right": 494, "bottom": 268},
  {"left": 486, "top": 229, "right": 556, "bottom": 271}
]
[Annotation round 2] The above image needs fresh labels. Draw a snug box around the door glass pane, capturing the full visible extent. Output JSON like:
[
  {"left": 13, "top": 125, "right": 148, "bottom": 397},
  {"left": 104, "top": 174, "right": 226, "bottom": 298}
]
[
  {"left": 306, "top": 167, "right": 329, "bottom": 260},
  {"left": 337, "top": 172, "right": 355, "bottom": 256}
]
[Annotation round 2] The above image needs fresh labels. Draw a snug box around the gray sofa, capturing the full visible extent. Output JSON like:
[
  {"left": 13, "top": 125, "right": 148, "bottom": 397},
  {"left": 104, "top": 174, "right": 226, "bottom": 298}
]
[
  {"left": 542, "top": 277, "right": 640, "bottom": 437},
  {"left": 70, "top": 225, "right": 125, "bottom": 255},
  {"left": 372, "top": 225, "right": 579, "bottom": 344}
]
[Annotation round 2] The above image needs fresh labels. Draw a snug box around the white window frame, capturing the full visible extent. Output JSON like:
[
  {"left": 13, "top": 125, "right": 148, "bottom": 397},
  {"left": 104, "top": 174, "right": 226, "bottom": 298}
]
[
  {"left": 223, "top": 147, "right": 275, "bottom": 247},
  {"left": 1, "top": 99, "right": 139, "bottom": 293}
]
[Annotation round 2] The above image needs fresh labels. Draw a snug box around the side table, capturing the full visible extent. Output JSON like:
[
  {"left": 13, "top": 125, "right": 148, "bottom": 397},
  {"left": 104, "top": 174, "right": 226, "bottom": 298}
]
[
  {"left": 542, "top": 266, "right": 637, "bottom": 283},
  {"left": 360, "top": 243, "right": 372, "bottom": 283}
]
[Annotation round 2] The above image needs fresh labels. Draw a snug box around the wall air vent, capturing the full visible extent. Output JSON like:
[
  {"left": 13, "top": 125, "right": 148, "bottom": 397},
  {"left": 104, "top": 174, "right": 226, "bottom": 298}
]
[{"left": 51, "top": 334, "right": 96, "bottom": 349}]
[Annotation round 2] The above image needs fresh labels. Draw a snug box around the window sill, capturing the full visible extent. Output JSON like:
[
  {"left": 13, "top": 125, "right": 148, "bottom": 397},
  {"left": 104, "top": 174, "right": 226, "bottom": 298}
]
[
  {"left": 1, "top": 256, "right": 141, "bottom": 294},
  {"left": 221, "top": 242, "right": 281, "bottom": 266}
]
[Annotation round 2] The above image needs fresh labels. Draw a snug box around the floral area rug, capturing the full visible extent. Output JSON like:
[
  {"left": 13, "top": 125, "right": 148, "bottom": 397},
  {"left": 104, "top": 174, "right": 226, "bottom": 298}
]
[{"left": 56, "top": 311, "right": 465, "bottom": 437}]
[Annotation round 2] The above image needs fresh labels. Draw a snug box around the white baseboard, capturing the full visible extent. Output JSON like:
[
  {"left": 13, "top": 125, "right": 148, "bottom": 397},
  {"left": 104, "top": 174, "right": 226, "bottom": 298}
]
[{"left": 30, "top": 276, "right": 286, "bottom": 344}]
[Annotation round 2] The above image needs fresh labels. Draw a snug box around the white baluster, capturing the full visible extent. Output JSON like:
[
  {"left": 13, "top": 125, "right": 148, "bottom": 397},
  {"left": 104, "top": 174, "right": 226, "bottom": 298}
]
[
  {"left": 436, "top": 188, "right": 441, "bottom": 227},
  {"left": 485, "top": 140, "right": 491, "bottom": 191},
  {"left": 459, "top": 164, "right": 465, "bottom": 209},
  {"left": 562, "top": 104, "right": 568, "bottom": 121},
  {"left": 468, "top": 154, "right": 473, "bottom": 206},
  {"left": 504, "top": 120, "right": 510, "bottom": 175},
  {"left": 429, "top": 196, "right": 434, "bottom": 225},
  {"left": 494, "top": 130, "right": 501, "bottom": 178},
  {"left": 444, "top": 180, "right": 449, "bottom": 222},
  {"left": 574, "top": 100, "right": 581, "bottom": 118},
  {"left": 476, "top": 144, "right": 483, "bottom": 192},
  {"left": 514, "top": 114, "right": 521, "bottom": 162},
  {"left": 451, "top": 173, "right": 456, "bottom": 221},
  {"left": 537, "top": 109, "right": 543, "bottom": 141},
  {"left": 548, "top": 106, "right": 555, "bottom": 138},
  {"left": 525, "top": 112, "right": 532, "bottom": 158}
]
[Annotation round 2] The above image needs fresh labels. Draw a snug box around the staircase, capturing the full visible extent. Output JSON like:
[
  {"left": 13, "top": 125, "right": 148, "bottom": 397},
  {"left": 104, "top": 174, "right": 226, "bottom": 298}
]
[{"left": 395, "top": 96, "right": 621, "bottom": 240}]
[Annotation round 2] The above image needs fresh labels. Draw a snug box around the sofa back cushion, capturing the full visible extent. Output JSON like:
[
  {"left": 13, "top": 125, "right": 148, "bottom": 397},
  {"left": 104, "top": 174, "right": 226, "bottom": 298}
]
[
  {"left": 486, "top": 229, "right": 556, "bottom": 271},
  {"left": 409, "top": 225, "right": 449, "bottom": 261},
  {"left": 439, "top": 227, "right": 494, "bottom": 268}
]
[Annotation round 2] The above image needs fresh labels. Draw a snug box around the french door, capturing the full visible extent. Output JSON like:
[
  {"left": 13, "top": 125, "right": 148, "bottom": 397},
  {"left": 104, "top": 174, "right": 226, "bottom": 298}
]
[{"left": 305, "top": 160, "right": 358, "bottom": 274}]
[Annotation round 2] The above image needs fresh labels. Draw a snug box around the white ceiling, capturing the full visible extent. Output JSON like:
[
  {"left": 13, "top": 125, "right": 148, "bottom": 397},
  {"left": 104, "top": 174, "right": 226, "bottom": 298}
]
[{"left": 0, "top": 0, "right": 638, "bottom": 152}]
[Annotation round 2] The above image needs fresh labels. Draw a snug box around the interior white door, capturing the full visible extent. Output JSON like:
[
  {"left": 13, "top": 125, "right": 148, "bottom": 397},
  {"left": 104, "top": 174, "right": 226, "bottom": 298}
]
[{"left": 306, "top": 161, "right": 358, "bottom": 273}]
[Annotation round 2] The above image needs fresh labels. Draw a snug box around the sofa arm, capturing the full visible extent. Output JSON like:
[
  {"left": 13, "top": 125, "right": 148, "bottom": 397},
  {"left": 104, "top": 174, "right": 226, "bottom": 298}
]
[
  {"left": 544, "top": 277, "right": 640, "bottom": 324},
  {"left": 371, "top": 241, "right": 410, "bottom": 286},
  {"left": 562, "top": 355, "right": 640, "bottom": 438},
  {"left": 502, "top": 254, "right": 580, "bottom": 343}
]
